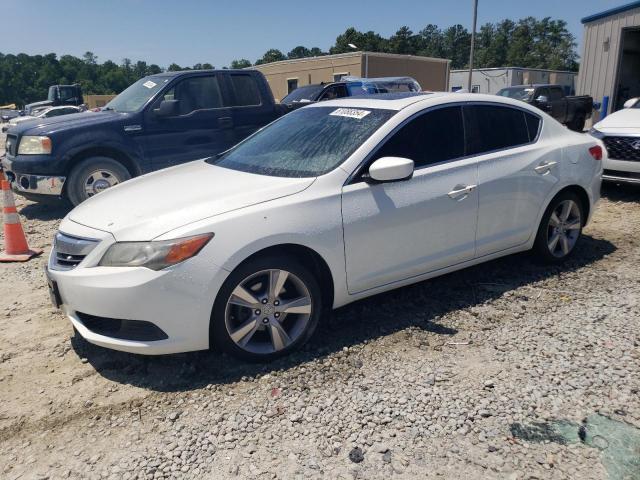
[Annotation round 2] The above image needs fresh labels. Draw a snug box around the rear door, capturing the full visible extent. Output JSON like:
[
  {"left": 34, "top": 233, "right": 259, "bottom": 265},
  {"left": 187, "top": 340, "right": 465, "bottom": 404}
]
[
  {"left": 341, "top": 105, "right": 479, "bottom": 293},
  {"left": 226, "top": 72, "right": 278, "bottom": 146},
  {"left": 467, "top": 104, "right": 559, "bottom": 256},
  {"left": 144, "top": 73, "right": 234, "bottom": 170}
]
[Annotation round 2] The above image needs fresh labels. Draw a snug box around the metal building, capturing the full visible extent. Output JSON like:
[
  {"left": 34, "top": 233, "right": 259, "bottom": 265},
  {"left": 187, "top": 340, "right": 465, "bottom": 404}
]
[
  {"left": 252, "top": 52, "right": 450, "bottom": 102},
  {"left": 577, "top": 1, "right": 640, "bottom": 114},
  {"left": 449, "top": 68, "right": 577, "bottom": 95}
]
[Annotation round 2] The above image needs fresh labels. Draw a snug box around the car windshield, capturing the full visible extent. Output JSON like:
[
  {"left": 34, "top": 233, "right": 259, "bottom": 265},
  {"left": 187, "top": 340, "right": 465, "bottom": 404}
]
[
  {"left": 281, "top": 85, "right": 325, "bottom": 104},
  {"left": 105, "top": 76, "right": 170, "bottom": 113},
  {"left": 497, "top": 87, "right": 536, "bottom": 101},
  {"left": 210, "top": 106, "right": 395, "bottom": 177}
]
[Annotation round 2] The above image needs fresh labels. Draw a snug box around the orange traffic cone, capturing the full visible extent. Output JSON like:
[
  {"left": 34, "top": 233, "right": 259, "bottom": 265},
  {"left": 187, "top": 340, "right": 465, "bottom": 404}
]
[{"left": 0, "top": 180, "right": 43, "bottom": 262}]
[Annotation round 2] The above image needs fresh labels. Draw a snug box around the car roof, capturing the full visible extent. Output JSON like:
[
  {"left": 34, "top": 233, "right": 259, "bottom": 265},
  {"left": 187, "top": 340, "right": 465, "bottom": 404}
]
[
  {"left": 308, "top": 91, "right": 538, "bottom": 112},
  {"left": 147, "top": 69, "right": 250, "bottom": 78}
]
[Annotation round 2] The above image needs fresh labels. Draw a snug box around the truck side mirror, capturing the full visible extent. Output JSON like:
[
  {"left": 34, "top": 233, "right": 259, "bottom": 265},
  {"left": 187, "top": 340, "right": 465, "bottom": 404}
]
[
  {"left": 536, "top": 95, "right": 549, "bottom": 104},
  {"left": 154, "top": 100, "right": 180, "bottom": 117}
]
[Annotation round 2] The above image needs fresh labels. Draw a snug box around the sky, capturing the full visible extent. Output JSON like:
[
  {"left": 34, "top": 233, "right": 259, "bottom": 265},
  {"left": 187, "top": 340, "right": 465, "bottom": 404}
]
[{"left": 2, "top": 0, "right": 627, "bottom": 68}]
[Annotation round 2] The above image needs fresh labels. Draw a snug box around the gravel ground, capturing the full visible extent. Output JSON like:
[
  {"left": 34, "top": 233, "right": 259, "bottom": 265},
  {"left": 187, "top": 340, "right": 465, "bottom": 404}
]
[{"left": 1, "top": 129, "right": 639, "bottom": 479}]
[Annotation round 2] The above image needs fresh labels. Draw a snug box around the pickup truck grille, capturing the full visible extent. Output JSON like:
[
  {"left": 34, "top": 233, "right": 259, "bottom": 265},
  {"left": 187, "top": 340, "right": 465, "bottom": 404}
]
[
  {"left": 5, "top": 134, "right": 18, "bottom": 156},
  {"left": 603, "top": 136, "right": 640, "bottom": 162},
  {"left": 51, "top": 232, "right": 99, "bottom": 270}
]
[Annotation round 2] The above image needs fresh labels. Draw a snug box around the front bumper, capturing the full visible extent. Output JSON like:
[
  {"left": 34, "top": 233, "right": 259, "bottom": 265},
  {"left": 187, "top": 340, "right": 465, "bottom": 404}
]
[
  {"left": 603, "top": 158, "right": 640, "bottom": 184},
  {"left": 1, "top": 156, "right": 65, "bottom": 196},
  {"left": 48, "top": 221, "right": 229, "bottom": 355}
]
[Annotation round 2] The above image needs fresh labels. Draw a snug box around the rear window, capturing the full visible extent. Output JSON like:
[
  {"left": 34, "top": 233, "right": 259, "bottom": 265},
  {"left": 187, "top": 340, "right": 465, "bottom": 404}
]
[
  {"left": 524, "top": 113, "right": 541, "bottom": 141},
  {"left": 464, "top": 105, "right": 531, "bottom": 155},
  {"left": 230, "top": 74, "right": 261, "bottom": 106}
]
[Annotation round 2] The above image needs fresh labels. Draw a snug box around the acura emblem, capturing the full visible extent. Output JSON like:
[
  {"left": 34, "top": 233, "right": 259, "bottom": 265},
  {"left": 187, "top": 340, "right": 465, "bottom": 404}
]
[{"left": 631, "top": 139, "right": 640, "bottom": 150}]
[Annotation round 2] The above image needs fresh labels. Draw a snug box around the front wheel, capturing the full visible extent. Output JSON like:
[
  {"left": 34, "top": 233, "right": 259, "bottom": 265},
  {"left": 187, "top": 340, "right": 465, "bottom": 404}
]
[
  {"left": 66, "top": 157, "right": 131, "bottom": 206},
  {"left": 211, "top": 256, "right": 323, "bottom": 362},
  {"left": 533, "top": 192, "right": 584, "bottom": 263}
]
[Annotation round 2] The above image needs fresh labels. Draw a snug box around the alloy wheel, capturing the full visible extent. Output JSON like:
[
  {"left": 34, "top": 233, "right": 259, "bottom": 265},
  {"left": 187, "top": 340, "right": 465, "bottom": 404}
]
[
  {"left": 224, "top": 269, "right": 313, "bottom": 355},
  {"left": 547, "top": 199, "right": 581, "bottom": 258},
  {"left": 83, "top": 169, "right": 121, "bottom": 197}
]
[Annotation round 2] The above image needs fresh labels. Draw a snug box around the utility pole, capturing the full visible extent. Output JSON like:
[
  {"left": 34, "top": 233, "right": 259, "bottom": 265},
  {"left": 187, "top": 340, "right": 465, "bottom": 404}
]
[{"left": 467, "top": 0, "right": 478, "bottom": 92}]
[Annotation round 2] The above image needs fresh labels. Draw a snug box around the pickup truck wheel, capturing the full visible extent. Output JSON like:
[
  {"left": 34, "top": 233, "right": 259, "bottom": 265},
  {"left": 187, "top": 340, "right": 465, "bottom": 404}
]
[
  {"left": 66, "top": 157, "right": 131, "bottom": 206},
  {"left": 568, "top": 113, "right": 586, "bottom": 132},
  {"left": 211, "top": 256, "right": 322, "bottom": 362}
]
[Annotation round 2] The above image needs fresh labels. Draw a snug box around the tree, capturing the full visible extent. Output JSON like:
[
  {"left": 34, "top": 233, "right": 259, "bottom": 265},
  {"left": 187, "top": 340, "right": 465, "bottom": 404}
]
[
  {"left": 254, "top": 49, "right": 286, "bottom": 65},
  {"left": 287, "top": 46, "right": 311, "bottom": 59},
  {"left": 167, "top": 63, "right": 183, "bottom": 71},
  {"left": 388, "top": 26, "right": 420, "bottom": 55},
  {"left": 230, "top": 59, "right": 251, "bottom": 69},
  {"left": 330, "top": 28, "right": 388, "bottom": 54}
]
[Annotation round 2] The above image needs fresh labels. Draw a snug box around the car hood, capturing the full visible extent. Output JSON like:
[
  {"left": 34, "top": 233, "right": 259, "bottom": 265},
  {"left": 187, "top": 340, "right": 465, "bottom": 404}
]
[
  {"left": 67, "top": 160, "right": 315, "bottom": 241},
  {"left": 11, "top": 110, "right": 124, "bottom": 136},
  {"left": 594, "top": 108, "right": 640, "bottom": 131}
]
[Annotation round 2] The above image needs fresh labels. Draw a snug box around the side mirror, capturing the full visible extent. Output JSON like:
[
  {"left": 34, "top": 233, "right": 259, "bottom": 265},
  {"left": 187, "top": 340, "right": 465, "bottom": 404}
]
[
  {"left": 536, "top": 95, "right": 549, "bottom": 104},
  {"left": 369, "top": 157, "right": 414, "bottom": 182},
  {"left": 623, "top": 97, "right": 639, "bottom": 109},
  {"left": 154, "top": 99, "right": 180, "bottom": 117}
]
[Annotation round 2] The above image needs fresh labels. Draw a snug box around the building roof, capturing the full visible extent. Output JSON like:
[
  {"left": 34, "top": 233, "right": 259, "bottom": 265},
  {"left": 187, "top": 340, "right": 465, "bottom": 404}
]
[
  {"left": 581, "top": 1, "right": 640, "bottom": 23},
  {"left": 251, "top": 51, "right": 450, "bottom": 70},
  {"left": 450, "top": 67, "right": 577, "bottom": 74}
]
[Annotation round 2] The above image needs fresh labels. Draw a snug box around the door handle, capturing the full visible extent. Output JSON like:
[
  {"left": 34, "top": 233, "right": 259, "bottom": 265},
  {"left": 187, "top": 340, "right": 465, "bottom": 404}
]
[
  {"left": 448, "top": 184, "right": 477, "bottom": 200},
  {"left": 534, "top": 161, "right": 557, "bottom": 174},
  {"left": 218, "top": 116, "right": 234, "bottom": 129}
]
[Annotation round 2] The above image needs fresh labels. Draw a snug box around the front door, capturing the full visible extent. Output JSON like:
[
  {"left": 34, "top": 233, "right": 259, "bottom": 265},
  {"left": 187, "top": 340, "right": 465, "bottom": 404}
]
[
  {"left": 341, "top": 106, "right": 479, "bottom": 294},
  {"left": 144, "top": 74, "right": 234, "bottom": 170}
]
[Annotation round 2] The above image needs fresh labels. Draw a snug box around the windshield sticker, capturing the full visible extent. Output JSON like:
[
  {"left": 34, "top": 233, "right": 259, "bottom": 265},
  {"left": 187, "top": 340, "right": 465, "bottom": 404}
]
[
  {"left": 330, "top": 108, "right": 371, "bottom": 120},
  {"left": 142, "top": 80, "right": 157, "bottom": 89}
]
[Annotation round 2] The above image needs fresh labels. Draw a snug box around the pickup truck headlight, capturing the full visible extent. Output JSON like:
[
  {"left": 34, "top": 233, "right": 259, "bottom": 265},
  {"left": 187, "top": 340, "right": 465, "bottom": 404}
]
[
  {"left": 99, "top": 233, "right": 213, "bottom": 270},
  {"left": 17, "top": 136, "right": 52, "bottom": 155}
]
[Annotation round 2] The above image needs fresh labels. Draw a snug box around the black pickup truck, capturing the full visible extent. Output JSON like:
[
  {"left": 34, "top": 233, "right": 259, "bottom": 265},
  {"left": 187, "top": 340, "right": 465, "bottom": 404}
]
[
  {"left": 497, "top": 84, "right": 593, "bottom": 132},
  {"left": 2, "top": 70, "right": 286, "bottom": 205},
  {"left": 24, "top": 84, "right": 84, "bottom": 115}
]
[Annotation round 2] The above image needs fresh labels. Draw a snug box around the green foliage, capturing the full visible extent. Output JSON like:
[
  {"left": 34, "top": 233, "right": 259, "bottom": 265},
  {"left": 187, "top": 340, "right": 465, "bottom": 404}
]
[
  {"left": 230, "top": 59, "right": 252, "bottom": 69},
  {"left": 0, "top": 52, "right": 216, "bottom": 105}
]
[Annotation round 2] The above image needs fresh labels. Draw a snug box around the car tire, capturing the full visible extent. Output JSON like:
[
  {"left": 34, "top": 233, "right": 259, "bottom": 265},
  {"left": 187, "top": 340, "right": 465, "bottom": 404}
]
[
  {"left": 533, "top": 191, "right": 585, "bottom": 263},
  {"left": 211, "top": 255, "right": 323, "bottom": 362},
  {"left": 66, "top": 156, "right": 131, "bottom": 206},
  {"left": 568, "top": 113, "right": 586, "bottom": 132}
]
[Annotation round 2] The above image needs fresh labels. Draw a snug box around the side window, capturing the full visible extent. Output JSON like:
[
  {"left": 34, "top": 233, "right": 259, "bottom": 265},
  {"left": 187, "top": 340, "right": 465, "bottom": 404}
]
[
  {"left": 162, "top": 76, "right": 224, "bottom": 115},
  {"left": 372, "top": 106, "right": 465, "bottom": 169},
  {"left": 229, "top": 74, "right": 261, "bottom": 106},
  {"left": 464, "top": 105, "right": 530, "bottom": 155},
  {"left": 549, "top": 87, "right": 563, "bottom": 101},
  {"left": 319, "top": 85, "right": 348, "bottom": 101},
  {"left": 524, "top": 112, "right": 541, "bottom": 141},
  {"left": 537, "top": 87, "right": 550, "bottom": 100}
]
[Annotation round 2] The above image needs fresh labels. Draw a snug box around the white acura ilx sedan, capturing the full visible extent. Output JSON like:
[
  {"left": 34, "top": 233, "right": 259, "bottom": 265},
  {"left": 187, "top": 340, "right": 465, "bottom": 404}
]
[{"left": 46, "top": 93, "right": 604, "bottom": 361}]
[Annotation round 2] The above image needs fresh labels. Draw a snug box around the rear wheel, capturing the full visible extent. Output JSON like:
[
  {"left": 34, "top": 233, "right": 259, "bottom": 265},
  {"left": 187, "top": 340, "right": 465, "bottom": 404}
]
[
  {"left": 211, "top": 256, "right": 322, "bottom": 362},
  {"left": 66, "top": 156, "right": 131, "bottom": 206},
  {"left": 567, "top": 112, "right": 586, "bottom": 132},
  {"left": 533, "top": 192, "right": 584, "bottom": 263}
]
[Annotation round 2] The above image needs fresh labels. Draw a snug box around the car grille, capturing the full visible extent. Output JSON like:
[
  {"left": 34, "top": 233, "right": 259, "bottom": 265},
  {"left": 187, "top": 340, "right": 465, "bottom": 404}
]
[
  {"left": 602, "top": 136, "right": 640, "bottom": 161},
  {"left": 51, "top": 232, "right": 99, "bottom": 270},
  {"left": 5, "top": 134, "right": 18, "bottom": 156}
]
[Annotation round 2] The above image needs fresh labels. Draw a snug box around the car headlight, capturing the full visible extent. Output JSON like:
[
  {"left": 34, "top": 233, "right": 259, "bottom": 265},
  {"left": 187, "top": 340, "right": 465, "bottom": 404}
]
[
  {"left": 99, "top": 233, "right": 213, "bottom": 270},
  {"left": 588, "top": 127, "right": 605, "bottom": 139},
  {"left": 17, "top": 136, "right": 52, "bottom": 155}
]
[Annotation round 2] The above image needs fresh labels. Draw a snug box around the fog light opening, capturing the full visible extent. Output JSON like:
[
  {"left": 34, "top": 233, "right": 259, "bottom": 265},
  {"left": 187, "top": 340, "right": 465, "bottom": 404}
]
[{"left": 19, "top": 176, "right": 30, "bottom": 189}]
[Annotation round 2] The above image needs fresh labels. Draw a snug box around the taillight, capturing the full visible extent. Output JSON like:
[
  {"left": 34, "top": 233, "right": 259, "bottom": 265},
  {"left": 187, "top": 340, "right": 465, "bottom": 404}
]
[{"left": 589, "top": 145, "right": 603, "bottom": 161}]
